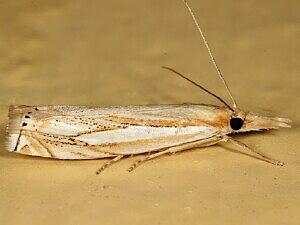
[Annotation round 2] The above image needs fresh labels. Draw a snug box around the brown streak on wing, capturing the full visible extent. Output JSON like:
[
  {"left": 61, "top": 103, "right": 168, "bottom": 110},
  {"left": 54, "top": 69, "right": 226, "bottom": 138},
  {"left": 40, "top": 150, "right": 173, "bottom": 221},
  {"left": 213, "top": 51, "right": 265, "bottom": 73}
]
[
  {"left": 24, "top": 131, "right": 85, "bottom": 158},
  {"left": 87, "top": 133, "right": 202, "bottom": 154},
  {"left": 28, "top": 130, "right": 201, "bottom": 155},
  {"left": 74, "top": 125, "right": 128, "bottom": 136},
  {"left": 31, "top": 135, "right": 55, "bottom": 158},
  {"left": 30, "top": 131, "right": 117, "bottom": 156},
  {"left": 104, "top": 114, "right": 229, "bottom": 128},
  {"left": 38, "top": 117, "right": 127, "bottom": 134},
  {"left": 19, "top": 145, "right": 32, "bottom": 155},
  {"left": 24, "top": 135, "right": 50, "bottom": 157}
]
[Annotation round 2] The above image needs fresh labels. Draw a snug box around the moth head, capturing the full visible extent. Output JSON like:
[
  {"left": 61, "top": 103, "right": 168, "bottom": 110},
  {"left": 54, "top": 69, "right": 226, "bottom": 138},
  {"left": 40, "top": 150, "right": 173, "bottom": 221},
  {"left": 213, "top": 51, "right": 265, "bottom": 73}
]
[{"left": 229, "top": 109, "right": 291, "bottom": 133}]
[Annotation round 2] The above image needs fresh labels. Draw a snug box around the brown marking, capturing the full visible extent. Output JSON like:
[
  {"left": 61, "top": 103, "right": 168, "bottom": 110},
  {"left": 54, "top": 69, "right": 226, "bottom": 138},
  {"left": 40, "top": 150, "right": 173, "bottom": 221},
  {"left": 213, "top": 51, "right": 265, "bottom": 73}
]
[
  {"left": 21, "top": 131, "right": 55, "bottom": 158},
  {"left": 27, "top": 129, "right": 198, "bottom": 156},
  {"left": 37, "top": 117, "right": 126, "bottom": 134},
  {"left": 32, "top": 136, "right": 55, "bottom": 158},
  {"left": 205, "top": 112, "right": 229, "bottom": 128},
  {"left": 86, "top": 132, "right": 204, "bottom": 155},
  {"left": 30, "top": 131, "right": 117, "bottom": 157},
  {"left": 104, "top": 114, "right": 229, "bottom": 128},
  {"left": 19, "top": 145, "right": 32, "bottom": 155},
  {"left": 32, "top": 132, "right": 89, "bottom": 147},
  {"left": 33, "top": 126, "right": 213, "bottom": 152},
  {"left": 74, "top": 125, "right": 127, "bottom": 136},
  {"left": 24, "top": 134, "right": 51, "bottom": 157},
  {"left": 62, "top": 147, "right": 91, "bottom": 158},
  {"left": 29, "top": 132, "right": 94, "bottom": 159},
  {"left": 17, "top": 129, "right": 212, "bottom": 158},
  {"left": 49, "top": 142, "right": 115, "bottom": 159}
]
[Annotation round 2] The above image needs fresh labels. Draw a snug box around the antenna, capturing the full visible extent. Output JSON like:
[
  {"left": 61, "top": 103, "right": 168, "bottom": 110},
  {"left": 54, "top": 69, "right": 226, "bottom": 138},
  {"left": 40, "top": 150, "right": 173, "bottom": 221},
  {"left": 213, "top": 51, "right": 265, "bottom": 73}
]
[
  {"left": 162, "top": 66, "right": 234, "bottom": 112},
  {"left": 182, "top": 0, "right": 237, "bottom": 109}
]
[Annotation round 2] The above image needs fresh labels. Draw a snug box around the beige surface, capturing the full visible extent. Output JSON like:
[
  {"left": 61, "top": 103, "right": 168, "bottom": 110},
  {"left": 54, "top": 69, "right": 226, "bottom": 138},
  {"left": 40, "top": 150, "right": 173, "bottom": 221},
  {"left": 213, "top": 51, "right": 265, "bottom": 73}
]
[{"left": 0, "top": 0, "right": 299, "bottom": 225}]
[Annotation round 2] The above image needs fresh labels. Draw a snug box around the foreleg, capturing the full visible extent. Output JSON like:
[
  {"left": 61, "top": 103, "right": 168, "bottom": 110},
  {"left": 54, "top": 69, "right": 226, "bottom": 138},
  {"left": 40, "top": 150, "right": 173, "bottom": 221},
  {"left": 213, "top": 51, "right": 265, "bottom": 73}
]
[{"left": 223, "top": 136, "right": 284, "bottom": 166}]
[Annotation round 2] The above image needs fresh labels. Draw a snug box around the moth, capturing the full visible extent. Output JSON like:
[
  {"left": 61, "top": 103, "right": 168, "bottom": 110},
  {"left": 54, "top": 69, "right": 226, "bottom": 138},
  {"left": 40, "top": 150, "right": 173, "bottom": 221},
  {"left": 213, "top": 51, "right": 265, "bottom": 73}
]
[{"left": 6, "top": 0, "right": 291, "bottom": 174}]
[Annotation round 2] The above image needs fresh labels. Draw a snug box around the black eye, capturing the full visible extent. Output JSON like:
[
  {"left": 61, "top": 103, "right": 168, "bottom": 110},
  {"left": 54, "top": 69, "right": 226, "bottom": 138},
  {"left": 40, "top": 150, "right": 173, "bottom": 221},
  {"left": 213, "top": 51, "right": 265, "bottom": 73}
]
[{"left": 230, "top": 117, "right": 244, "bottom": 130}]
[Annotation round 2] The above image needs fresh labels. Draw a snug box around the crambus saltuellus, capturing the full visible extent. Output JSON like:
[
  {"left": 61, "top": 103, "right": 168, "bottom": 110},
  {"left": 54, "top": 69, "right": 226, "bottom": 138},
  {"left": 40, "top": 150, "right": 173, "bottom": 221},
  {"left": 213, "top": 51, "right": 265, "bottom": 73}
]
[{"left": 6, "top": 0, "right": 291, "bottom": 174}]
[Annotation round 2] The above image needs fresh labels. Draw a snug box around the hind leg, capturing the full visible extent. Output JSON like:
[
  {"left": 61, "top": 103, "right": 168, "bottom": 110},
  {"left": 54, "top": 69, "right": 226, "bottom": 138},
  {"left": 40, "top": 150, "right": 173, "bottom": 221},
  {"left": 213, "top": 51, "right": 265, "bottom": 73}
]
[
  {"left": 96, "top": 155, "right": 124, "bottom": 174},
  {"left": 128, "top": 135, "right": 223, "bottom": 172}
]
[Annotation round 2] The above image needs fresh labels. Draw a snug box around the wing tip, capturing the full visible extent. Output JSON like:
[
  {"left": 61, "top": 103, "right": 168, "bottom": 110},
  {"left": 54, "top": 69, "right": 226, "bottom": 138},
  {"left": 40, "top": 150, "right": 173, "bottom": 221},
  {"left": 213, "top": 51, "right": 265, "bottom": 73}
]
[
  {"left": 7, "top": 105, "right": 29, "bottom": 133},
  {"left": 6, "top": 105, "right": 34, "bottom": 152}
]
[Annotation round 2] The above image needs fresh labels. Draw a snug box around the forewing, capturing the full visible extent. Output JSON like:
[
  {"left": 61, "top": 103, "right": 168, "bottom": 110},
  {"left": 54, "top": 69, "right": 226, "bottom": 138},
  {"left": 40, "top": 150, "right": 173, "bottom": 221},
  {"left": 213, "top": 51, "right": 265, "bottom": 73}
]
[{"left": 7, "top": 105, "right": 224, "bottom": 159}]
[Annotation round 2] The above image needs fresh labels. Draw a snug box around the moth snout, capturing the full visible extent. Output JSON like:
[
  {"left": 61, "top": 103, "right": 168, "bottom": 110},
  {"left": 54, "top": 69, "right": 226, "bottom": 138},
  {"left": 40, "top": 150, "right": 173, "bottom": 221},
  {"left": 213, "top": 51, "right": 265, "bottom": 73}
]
[{"left": 242, "top": 113, "right": 292, "bottom": 132}]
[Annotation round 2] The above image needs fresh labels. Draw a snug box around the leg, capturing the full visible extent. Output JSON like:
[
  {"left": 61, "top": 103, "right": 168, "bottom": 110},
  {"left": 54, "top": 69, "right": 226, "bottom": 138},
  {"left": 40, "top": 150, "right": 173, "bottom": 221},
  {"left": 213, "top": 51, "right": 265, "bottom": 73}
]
[
  {"left": 224, "top": 136, "right": 284, "bottom": 166},
  {"left": 127, "top": 134, "right": 223, "bottom": 172},
  {"left": 96, "top": 155, "right": 124, "bottom": 174}
]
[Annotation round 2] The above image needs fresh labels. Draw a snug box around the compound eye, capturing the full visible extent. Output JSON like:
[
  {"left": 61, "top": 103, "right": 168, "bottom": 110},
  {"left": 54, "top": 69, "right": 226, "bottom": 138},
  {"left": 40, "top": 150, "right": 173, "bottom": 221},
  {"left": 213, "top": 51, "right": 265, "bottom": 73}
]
[{"left": 230, "top": 117, "right": 244, "bottom": 130}]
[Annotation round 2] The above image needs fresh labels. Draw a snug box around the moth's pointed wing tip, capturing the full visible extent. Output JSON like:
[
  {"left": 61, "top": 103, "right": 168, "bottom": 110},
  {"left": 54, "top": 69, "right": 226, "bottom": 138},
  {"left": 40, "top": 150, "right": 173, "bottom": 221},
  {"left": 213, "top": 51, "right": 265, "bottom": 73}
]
[
  {"left": 7, "top": 105, "right": 30, "bottom": 133},
  {"left": 6, "top": 105, "right": 34, "bottom": 152}
]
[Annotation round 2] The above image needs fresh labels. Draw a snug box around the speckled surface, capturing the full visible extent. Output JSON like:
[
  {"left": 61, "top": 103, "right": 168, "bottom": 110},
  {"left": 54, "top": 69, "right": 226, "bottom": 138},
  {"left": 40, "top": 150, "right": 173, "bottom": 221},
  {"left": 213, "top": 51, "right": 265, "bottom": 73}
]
[{"left": 0, "top": 1, "right": 299, "bottom": 225}]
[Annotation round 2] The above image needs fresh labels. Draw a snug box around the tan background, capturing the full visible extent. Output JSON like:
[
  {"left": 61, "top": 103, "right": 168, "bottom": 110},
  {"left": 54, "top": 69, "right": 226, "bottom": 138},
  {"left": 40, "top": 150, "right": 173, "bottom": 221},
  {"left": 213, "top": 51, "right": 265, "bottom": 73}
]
[{"left": 0, "top": 0, "right": 299, "bottom": 225}]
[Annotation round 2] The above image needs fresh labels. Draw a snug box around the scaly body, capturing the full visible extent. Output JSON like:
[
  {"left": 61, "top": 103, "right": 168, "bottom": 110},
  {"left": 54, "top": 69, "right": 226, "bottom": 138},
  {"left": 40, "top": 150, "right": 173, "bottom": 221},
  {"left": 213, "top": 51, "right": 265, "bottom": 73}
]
[{"left": 6, "top": 104, "right": 291, "bottom": 172}]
